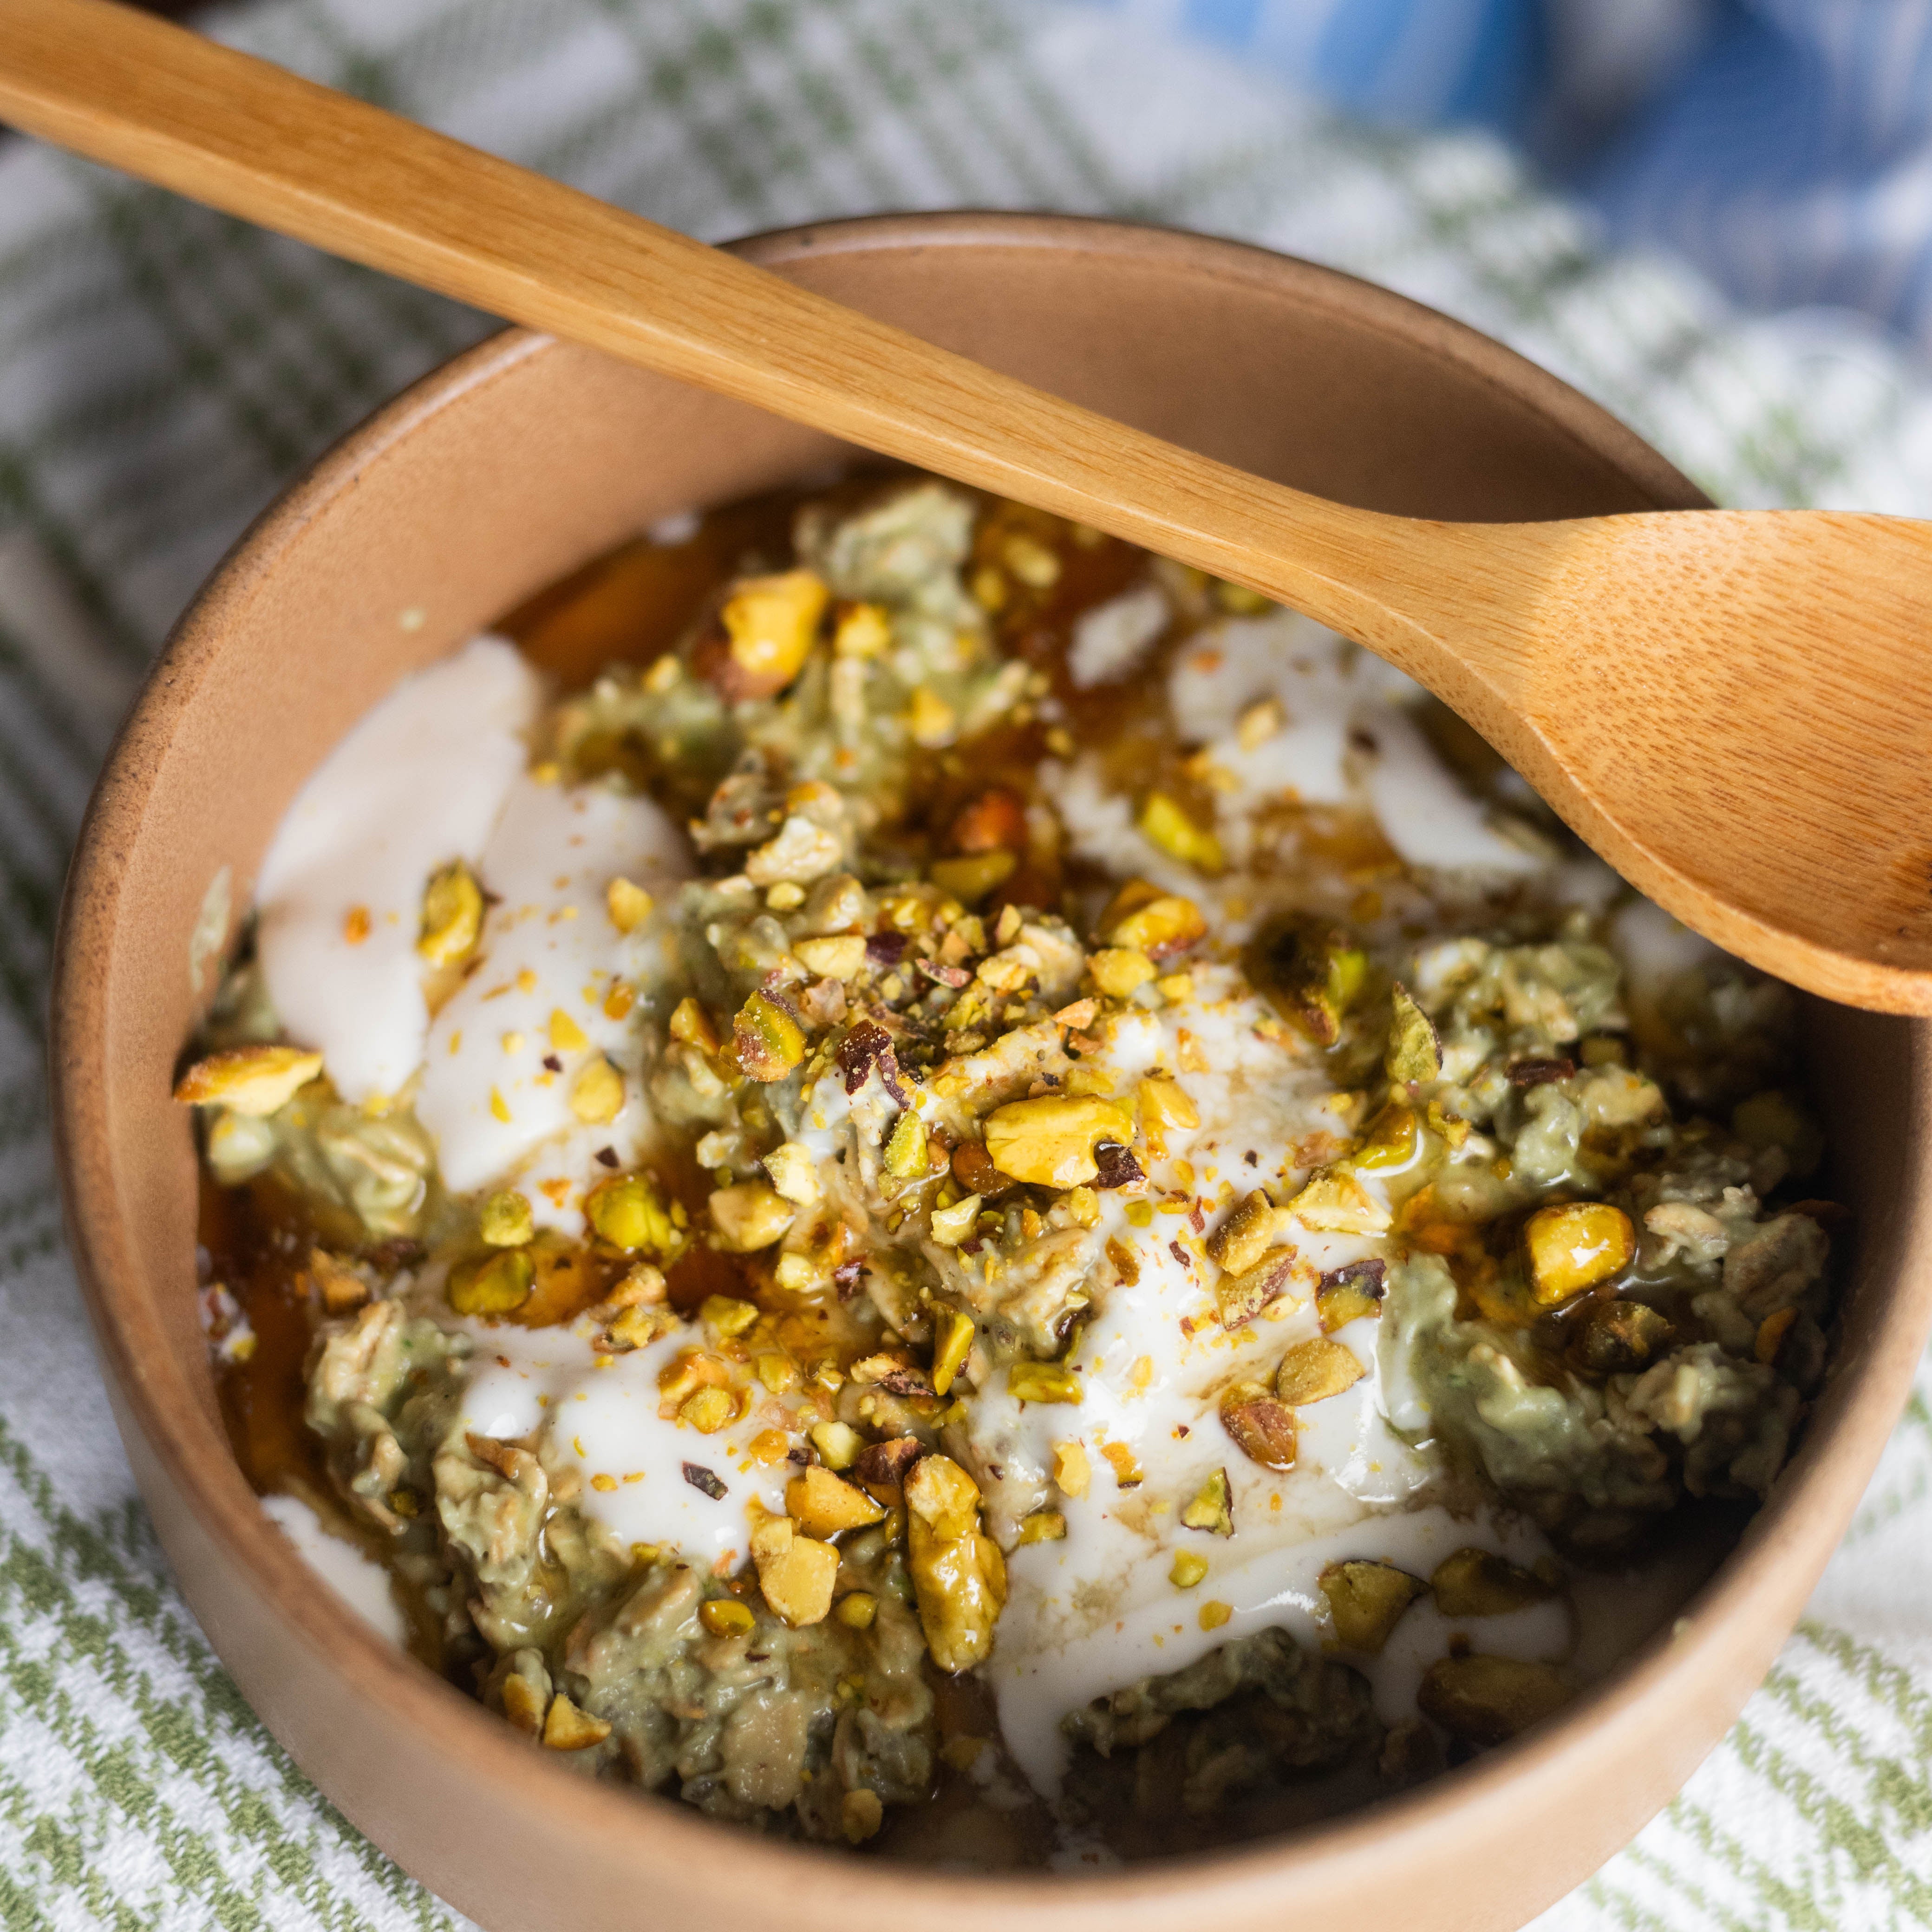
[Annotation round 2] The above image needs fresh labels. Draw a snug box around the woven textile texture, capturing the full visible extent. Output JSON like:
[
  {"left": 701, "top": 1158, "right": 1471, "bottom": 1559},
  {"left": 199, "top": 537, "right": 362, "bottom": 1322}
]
[{"left": 3, "top": 3, "right": 1932, "bottom": 1927}]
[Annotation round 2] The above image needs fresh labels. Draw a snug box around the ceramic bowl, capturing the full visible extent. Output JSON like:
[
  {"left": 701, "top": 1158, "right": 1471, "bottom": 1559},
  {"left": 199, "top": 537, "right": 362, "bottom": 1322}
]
[{"left": 50, "top": 212, "right": 1932, "bottom": 1932}]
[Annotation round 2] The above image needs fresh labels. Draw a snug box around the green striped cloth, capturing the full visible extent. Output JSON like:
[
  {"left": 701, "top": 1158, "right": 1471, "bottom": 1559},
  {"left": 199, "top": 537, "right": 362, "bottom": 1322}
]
[{"left": 3, "top": 3, "right": 1931, "bottom": 1926}]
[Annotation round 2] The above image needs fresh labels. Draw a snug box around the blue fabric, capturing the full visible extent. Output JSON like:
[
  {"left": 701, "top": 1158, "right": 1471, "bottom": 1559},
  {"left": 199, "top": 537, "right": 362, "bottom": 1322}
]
[{"left": 1094, "top": 0, "right": 1932, "bottom": 360}]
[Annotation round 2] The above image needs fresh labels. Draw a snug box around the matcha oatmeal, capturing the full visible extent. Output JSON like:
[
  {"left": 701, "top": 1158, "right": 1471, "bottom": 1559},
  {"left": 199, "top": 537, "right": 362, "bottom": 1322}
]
[{"left": 181, "top": 472, "right": 1835, "bottom": 1866}]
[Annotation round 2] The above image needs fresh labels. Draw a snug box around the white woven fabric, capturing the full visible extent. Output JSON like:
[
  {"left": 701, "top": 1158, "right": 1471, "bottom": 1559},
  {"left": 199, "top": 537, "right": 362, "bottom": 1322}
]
[{"left": 0, "top": 4, "right": 1928, "bottom": 1925}]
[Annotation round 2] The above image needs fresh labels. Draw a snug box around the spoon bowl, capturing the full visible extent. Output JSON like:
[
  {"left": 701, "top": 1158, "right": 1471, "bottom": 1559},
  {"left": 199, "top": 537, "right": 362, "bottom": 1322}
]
[{"left": 1323, "top": 506, "right": 1932, "bottom": 1008}]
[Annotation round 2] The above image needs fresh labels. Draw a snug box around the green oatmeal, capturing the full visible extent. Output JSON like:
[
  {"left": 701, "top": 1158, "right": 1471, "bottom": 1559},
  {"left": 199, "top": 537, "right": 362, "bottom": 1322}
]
[{"left": 184, "top": 473, "right": 1834, "bottom": 1865}]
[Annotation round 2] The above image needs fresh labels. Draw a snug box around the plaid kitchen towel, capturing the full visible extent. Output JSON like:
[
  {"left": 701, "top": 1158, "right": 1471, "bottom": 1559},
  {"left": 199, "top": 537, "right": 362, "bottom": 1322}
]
[{"left": 3, "top": 3, "right": 1932, "bottom": 1927}]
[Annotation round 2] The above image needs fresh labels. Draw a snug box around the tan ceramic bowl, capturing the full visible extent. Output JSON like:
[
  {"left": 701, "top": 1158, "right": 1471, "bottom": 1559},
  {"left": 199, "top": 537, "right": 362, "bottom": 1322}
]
[{"left": 51, "top": 213, "right": 1932, "bottom": 1932}]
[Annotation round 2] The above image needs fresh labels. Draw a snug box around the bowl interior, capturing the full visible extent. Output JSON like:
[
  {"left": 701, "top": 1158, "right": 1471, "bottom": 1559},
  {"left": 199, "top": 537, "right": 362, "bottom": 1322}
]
[{"left": 52, "top": 214, "right": 1932, "bottom": 1932}]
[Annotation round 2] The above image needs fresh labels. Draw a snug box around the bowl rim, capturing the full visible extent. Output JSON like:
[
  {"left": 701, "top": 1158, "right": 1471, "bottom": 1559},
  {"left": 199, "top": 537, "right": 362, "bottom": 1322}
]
[{"left": 49, "top": 208, "right": 1932, "bottom": 1920}]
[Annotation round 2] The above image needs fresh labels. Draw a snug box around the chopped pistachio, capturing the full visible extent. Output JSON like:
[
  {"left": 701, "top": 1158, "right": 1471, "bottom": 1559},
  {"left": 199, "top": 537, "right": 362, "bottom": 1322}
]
[
  {"left": 447, "top": 1248, "right": 535, "bottom": 1317},
  {"left": 930, "top": 1308, "right": 976, "bottom": 1395},
  {"left": 842, "top": 1789, "right": 885, "bottom": 1844},
  {"left": 1206, "top": 1188, "right": 1279, "bottom": 1274},
  {"left": 608, "top": 1303, "right": 674, "bottom": 1351},
  {"left": 708, "top": 1181, "right": 795, "bottom": 1253},
  {"left": 1002, "top": 532, "right": 1061, "bottom": 587},
  {"left": 811, "top": 1422, "right": 864, "bottom": 1471},
  {"left": 1053, "top": 1441, "right": 1092, "bottom": 1498},
  {"left": 1351, "top": 1101, "right": 1418, "bottom": 1172},
  {"left": 905, "top": 1455, "right": 1005, "bottom": 1671},
  {"left": 1252, "top": 917, "right": 1367, "bottom": 1046},
  {"left": 1284, "top": 1167, "right": 1391, "bottom": 1235},
  {"left": 1099, "top": 886, "right": 1207, "bottom": 959},
  {"left": 1319, "top": 1559, "right": 1425, "bottom": 1654},
  {"left": 680, "top": 1386, "right": 739, "bottom": 1434},
  {"left": 984, "top": 1094, "right": 1136, "bottom": 1189},
  {"left": 1386, "top": 982, "right": 1443, "bottom": 1083},
  {"left": 1170, "top": 1550, "right": 1210, "bottom": 1588},
  {"left": 835, "top": 1590, "right": 879, "bottom": 1630},
  {"left": 1138, "top": 1076, "right": 1201, "bottom": 1137},
  {"left": 787, "top": 1464, "right": 887, "bottom": 1537},
  {"left": 1570, "top": 1297, "right": 1674, "bottom": 1374},
  {"left": 1218, "top": 1384, "right": 1299, "bottom": 1471},
  {"left": 1180, "top": 1468, "right": 1234, "bottom": 1537},
  {"left": 908, "top": 687, "right": 957, "bottom": 749},
  {"left": 1214, "top": 1250, "right": 1297, "bottom": 1332},
  {"left": 172, "top": 1044, "right": 322, "bottom": 1116},
  {"left": 586, "top": 1172, "right": 680, "bottom": 1255},
  {"left": 540, "top": 1693, "right": 611, "bottom": 1750},
  {"left": 548, "top": 1006, "right": 588, "bottom": 1053},
  {"left": 1236, "top": 695, "right": 1285, "bottom": 746},
  {"left": 1313, "top": 1285, "right": 1378, "bottom": 1334},
  {"left": 731, "top": 990, "right": 806, "bottom": 1082},
  {"left": 1017, "top": 1509, "right": 1068, "bottom": 1545},
  {"left": 1274, "top": 1337, "right": 1368, "bottom": 1406},
  {"left": 668, "top": 996, "right": 721, "bottom": 1055},
  {"left": 418, "top": 859, "right": 484, "bottom": 966},
  {"left": 605, "top": 875, "right": 653, "bottom": 934},
  {"left": 833, "top": 600, "right": 891, "bottom": 659},
  {"left": 755, "top": 1351, "right": 800, "bottom": 1393},
  {"left": 1523, "top": 1201, "right": 1635, "bottom": 1305},
  {"left": 762, "top": 1141, "right": 821, "bottom": 1205},
  {"left": 699, "top": 1598, "right": 756, "bottom": 1638},
  {"left": 478, "top": 1190, "right": 533, "bottom": 1247},
  {"left": 1430, "top": 1547, "right": 1557, "bottom": 1617},
  {"left": 929, "top": 850, "right": 1017, "bottom": 905},
  {"left": 1090, "top": 946, "right": 1157, "bottom": 998},
  {"left": 929, "top": 1194, "right": 982, "bottom": 1246},
  {"left": 1417, "top": 1655, "right": 1572, "bottom": 1745},
  {"left": 699, "top": 1294, "right": 759, "bottom": 1338},
  {"left": 304, "top": 1248, "right": 370, "bottom": 1315},
  {"left": 793, "top": 934, "right": 867, "bottom": 978},
  {"left": 883, "top": 1110, "right": 928, "bottom": 1179},
  {"left": 498, "top": 1669, "right": 547, "bottom": 1736},
  {"left": 751, "top": 1513, "right": 840, "bottom": 1626},
  {"left": 1008, "top": 1360, "right": 1083, "bottom": 1405},
  {"left": 713, "top": 569, "right": 828, "bottom": 698},
  {"left": 568, "top": 1056, "right": 625, "bottom": 1125},
  {"left": 1137, "top": 792, "right": 1225, "bottom": 875}
]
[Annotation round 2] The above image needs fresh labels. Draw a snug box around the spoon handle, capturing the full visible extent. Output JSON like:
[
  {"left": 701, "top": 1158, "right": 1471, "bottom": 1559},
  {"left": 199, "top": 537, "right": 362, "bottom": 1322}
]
[{"left": 0, "top": 0, "right": 1456, "bottom": 650}]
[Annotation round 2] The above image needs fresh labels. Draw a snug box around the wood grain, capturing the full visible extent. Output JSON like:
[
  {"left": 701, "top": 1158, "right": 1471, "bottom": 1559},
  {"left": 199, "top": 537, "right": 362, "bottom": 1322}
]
[{"left": 2, "top": 0, "right": 1930, "bottom": 1012}]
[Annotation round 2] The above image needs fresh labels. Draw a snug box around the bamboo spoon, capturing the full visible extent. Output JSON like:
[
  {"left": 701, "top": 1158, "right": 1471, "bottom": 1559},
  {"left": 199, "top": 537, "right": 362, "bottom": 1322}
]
[{"left": 4, "top": 0, "right": 1931, "bottom": 1014}]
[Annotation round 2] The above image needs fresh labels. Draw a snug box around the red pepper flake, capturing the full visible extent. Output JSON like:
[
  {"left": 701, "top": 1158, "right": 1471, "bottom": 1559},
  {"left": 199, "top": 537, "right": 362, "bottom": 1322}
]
[{"left": 1169, "top": 1240, "right": 1191, "bottom": 1269}]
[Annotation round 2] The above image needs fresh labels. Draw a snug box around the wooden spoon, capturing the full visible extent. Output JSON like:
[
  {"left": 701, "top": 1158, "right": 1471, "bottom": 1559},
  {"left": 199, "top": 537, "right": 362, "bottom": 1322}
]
[{"left": 4, "top": 0, "right": 1931, "bottom": 1014}]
